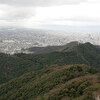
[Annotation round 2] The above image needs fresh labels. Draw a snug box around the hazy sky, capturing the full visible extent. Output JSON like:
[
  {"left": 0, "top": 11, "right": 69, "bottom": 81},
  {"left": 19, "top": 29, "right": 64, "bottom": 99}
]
[{"left": 0, "top": 0, "right": 100, "bottom": 30}]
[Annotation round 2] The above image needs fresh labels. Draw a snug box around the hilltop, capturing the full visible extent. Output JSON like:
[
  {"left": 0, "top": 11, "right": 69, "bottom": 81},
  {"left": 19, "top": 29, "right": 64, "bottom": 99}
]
[{"left": 25, "top": 41, "right": 79, "bottom": 54}]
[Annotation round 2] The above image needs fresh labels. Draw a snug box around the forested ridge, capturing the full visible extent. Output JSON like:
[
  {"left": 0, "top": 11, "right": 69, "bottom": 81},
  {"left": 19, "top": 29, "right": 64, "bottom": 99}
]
[{"left": 0, "top": 42, "right": 100, "bottom": 100}]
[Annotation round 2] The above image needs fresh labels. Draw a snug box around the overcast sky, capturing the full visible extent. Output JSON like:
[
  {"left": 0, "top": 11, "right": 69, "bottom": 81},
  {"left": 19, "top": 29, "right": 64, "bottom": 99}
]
[{"left": 0, "top": 0, "right": 100, "bottom": 30}]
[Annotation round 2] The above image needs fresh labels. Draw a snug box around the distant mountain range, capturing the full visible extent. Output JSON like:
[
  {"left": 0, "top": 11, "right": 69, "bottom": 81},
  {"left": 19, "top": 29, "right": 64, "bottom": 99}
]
[{"left": 0, "top": 42, "right": 100, "bottom": 100}]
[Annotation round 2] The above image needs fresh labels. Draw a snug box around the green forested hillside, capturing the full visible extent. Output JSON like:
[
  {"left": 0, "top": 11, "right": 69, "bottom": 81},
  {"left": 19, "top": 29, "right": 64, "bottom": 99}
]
[
  {"left": 0, "top": 42, "right": 100, "bottom": 84},
  {"left": 0, "top": 64, "right": 99, "bottom": 100},
  {"left": 0, "top": 42, "right": 100, "bottom": 100}
]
